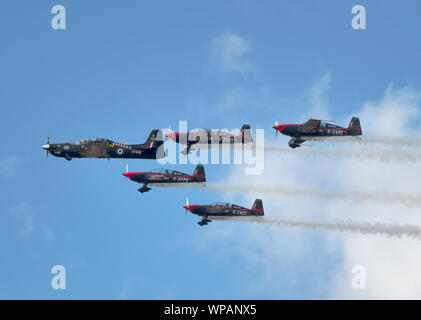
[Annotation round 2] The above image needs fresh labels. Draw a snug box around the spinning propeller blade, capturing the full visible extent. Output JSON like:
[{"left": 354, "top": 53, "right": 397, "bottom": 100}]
[
  {"left": 45, "top": 136, "right": 50, "bottom": 158},
  {"left": 185, "top": 197, "right": 189, "bottom": 215}
]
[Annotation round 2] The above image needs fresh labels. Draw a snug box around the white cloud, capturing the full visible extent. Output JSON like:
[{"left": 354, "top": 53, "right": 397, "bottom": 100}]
[
  {"left": 42, "top": 225, "right": 55, "bottom": 241},
  {"left": 329, "top": 236, "right": 421, "bottom": 299},
  {"left": 200, "top": 84, "right": 421, "bottom": 298},
  {"left": 9, "top": 202, "right": 34, "bottom": 237},
  {"left": 323, "top": 87, "right": 421, "bottom": 298},
  {"left": 209, "top": 32, "right": 255, "bottom": 75},
  {"left": 305, "top": 72, "right": 332, "bottom": 120},
  {"left": 0, "top": 156, "right": 23, "bottom": 177},
  {"left": 219, "top": 87, "right": 248, "bottom": 110},
  {"left": 7, "top": 202, "right": 55, "bottom": 241},
  {"left": 358, "top": 85, "right": 421, "bottom": 137}
]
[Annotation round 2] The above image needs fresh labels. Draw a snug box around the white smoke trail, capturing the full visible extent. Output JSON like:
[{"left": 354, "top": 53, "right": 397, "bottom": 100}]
[
  {"left": 211, "top": 216, "right": 421, "bottom": 240},
  {"left": 148, "top": 182, "right": 206, "bottom": 188},
  {"left": 171, "top": 141, "right": 421, "bottom": 163},
  {"left": 147, "top": 182, "right": 421, "bottom": 208},
  {"left": 336, "top": 136, "right": 421, "bottom": 147},
  {"left": 206, "top": 183, "right": 421, "bottom": 208},
  {"left": 288, "top": 136, "right": 421, "bottom": 147},
  {"left": 261, "top": 144, "right": 421, "bottom": 163}
]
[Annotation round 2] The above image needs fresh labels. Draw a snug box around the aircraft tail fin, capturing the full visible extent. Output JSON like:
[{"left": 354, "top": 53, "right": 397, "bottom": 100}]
[
  {"left": 144, "top": 129, "right": 164, "bottom": 149},
  {"left": 193, "top": 165, "right": 206, "bottom": 180},
  {"left": 251, "top": 199, "right": 264, "bottom": 215},
  {"left": 142, "top": 129, "right": 165, "bottom": 158},
  {"left": 240, "top": 124, "right": 253, "bottom": 143},
  {"left": 348, "top": 117, "right": 362, "bottom": 135},
  {"left": 130, "top": 130, "right": 165, "bottom": 158}
]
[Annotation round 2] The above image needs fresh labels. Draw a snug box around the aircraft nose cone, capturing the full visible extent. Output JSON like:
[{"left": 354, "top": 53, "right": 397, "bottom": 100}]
[
  {"left": 165, "top": 132, "right": 179, "bottom": 142},
  {"left": 165, "top": 133, "right": 175, "bottom": 139},
  {"left": 183, "top": 205, "right": 194, "bottom": 212},
  {"left": 122, "top": 172, "right": 138, "bottom": 180},
  {"left": 273, "top": 124, "right": 287, "bottom": 133},
  {"left": 183, "top": 205, "right": 199, "bottom": 213},
  {"left": 42, "top": 144, "right": 50, "bottom": 150}
]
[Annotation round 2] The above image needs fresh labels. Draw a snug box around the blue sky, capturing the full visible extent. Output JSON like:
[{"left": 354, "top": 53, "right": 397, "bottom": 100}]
[{"left": 1, "top": 1, "right": 421, "bottom": 299}]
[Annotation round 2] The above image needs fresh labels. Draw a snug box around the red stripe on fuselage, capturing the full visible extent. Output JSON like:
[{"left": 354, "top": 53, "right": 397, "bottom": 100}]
[
  {"left": 124, "top": 171, "right": 205, "bottom": 181},
  {"left": 272, "top": 124, "right": 295, "bottom": 133}
]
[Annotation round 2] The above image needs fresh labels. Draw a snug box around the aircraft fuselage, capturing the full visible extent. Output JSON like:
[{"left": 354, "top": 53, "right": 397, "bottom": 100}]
[
  {"left": 42, "top": 130, "right": 164, "bottom": 160},
  {"left": 44, "top": 140, "right": 161, "bottom": 160},
  {"left": 124, "top": 171, "right": 205, "bottom": 184}
]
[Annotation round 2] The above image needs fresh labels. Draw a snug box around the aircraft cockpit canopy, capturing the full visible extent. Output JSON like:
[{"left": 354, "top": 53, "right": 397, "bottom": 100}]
[
  {"left": 72, "top": 137, "right": 106, "bottom": 145},
  {"left": 211, "top": 202, "right": 244, "bottom": 208},
  {"left": 212, "top": 202, "right": 230, "bottom": 206},
  {"left": 320, "top": 122, "right": 336, "bottom": 128},
  {"left": 150, "top": 169, "right": 184, "bottom": 175}
]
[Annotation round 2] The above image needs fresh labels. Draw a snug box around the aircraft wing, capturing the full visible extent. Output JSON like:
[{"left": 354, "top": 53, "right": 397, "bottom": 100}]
[{"left": 298, "top": 119, "right": 321, "bottom": 133}]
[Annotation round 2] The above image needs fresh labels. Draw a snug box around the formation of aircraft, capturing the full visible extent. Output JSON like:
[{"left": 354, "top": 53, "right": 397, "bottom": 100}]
[
  {"left": 43, "top": 117, "right": 362, "bottom": 226},
  {"left": 272, "top": 117, "right": 362, "bottom": 148},
  {"left": 123, "top": 164, "right": 206, "bottom": 193},
  {"left": 42, "top": 130, "right": 164, "bottom": 160},
  {"left": 183, "top": 198, "right": 264, "bottom": 226},
  {"left": 165, "top": 124, "right": 253, "bottom": 155}
]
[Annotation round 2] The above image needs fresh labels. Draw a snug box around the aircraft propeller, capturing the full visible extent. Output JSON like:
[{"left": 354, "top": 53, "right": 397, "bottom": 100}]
[
  {"left": 125, "top": 163, "right": 129, "bottom": 178},
  {"left": 274, "top": 121, "right": 279, "bottom": 137},
  {"left": 42, "top": 136, "right": 50, "bottom": 158},
  {"left": 165, "top": 124, "right": 172, "bottom": 141},
  {"left": 185, "top": 197, "right": 189, "bottom": 215}
]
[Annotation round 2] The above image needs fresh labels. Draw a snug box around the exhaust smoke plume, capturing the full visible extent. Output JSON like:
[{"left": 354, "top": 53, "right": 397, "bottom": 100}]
[
  {"left": 150, "top": 183, "right": 421, "bottom": 208},
  {"left": 206, "top": 183, "right": 421, "bottom": 208},
  {"left": 276, "top": 136, "right": 421, "bottom": 147},
  {"left": 263, "top": 144, "right": 421, "bottom": 163},
  {"left": 252, "top": 143, "right": 421, "bottom": 163},
  {"left": 339, "top": 136, "right": 421, "bottom": 147},
  {"left": 211, "top": 216, "right": 421, "bottom": 240}
]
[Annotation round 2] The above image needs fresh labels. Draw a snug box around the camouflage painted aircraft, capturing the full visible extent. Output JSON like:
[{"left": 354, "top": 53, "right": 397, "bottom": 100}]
[
  {"left": 272, "top": 117, "right": 362, "bottom": 148},
  {"left": 42, "top": 130, "right": 164, "bottom": 160}
]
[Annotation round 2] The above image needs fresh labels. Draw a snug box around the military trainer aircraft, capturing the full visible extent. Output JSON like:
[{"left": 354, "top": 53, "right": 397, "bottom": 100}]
[
  {"left": 165, "top": 124, "right": 253, "bottom": 155},
  {"left": 272, "top": 117, "right": 362, "bottom": 148},
  {"left": 41, "top": 130, "right": 164, "bottom": 160},
  {"left": 183, "top": 198, "right": 264, "bottom": 226},
  {"left": 123, "top": 164, "right": 206, "bottom": 193}
]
